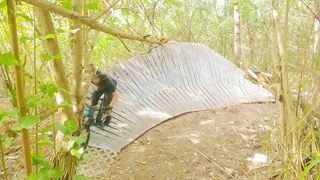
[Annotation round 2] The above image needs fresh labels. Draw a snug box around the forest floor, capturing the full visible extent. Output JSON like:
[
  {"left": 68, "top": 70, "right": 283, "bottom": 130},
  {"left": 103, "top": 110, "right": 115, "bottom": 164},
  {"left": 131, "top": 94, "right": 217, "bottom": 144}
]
[{"left": 78, "top": 103, "right": 280, "bottom": 180}]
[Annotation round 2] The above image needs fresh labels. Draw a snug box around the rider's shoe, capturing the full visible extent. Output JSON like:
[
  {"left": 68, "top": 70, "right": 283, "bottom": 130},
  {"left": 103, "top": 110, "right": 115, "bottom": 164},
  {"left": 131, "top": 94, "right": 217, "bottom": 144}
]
[
  {"left": 95, "top": 119, "right": 103, "bottom": 128},
  {"left": 103, "top": 116, "right": 112, "bottom": 126}
]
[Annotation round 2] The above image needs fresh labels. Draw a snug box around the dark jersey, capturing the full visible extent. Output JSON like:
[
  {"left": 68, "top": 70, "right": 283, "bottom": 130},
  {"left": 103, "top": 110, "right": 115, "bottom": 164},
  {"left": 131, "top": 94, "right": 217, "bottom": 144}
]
[{"left": 91, "top": 75, "right": 117, "bottom": 106}]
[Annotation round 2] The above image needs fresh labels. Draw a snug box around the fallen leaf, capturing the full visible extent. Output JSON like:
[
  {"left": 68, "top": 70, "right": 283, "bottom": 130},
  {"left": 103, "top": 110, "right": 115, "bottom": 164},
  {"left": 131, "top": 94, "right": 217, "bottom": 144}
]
[{"left": 138, "top": 160, "right": 147, "bottom": 165}]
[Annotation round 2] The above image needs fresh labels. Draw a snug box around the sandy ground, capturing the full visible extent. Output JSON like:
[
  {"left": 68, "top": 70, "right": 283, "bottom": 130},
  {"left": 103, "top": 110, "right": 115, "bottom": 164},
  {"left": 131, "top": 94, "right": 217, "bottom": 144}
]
[{"left": 92, "top": 103, "right": 278, "bottom": 179}]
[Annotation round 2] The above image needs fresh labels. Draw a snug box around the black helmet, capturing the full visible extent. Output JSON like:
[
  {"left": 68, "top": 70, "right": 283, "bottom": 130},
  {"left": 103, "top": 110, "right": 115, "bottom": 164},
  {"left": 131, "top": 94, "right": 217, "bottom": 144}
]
[{"left": 95, "top": 69, "right": 101, "bottom": 76}]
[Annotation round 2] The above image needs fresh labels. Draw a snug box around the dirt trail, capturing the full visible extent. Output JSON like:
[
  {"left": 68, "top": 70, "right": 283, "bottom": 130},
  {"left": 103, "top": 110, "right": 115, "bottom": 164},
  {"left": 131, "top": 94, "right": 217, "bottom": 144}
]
[
  {"left": 2, "top": 103, "right": 278, "bottom": 179},
  {"left": 79, "top": 103, "right": 278, "bottom": 179}
]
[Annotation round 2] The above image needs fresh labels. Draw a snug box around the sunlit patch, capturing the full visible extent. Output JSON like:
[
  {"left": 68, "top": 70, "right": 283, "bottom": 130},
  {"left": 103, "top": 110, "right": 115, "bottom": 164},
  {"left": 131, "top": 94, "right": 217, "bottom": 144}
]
[
  {"left": 247, "top": 153, "right": 267, "bottom": 164},
  {"left": 137, "top": 108, "right": 171, "bottom": 119},
  {"left": 116, "top": 123, "right": 128, "bottom": 127},
  {"left": 189, "top": 138, "right": 200, "bottom": 144},
  {"left": 199, "top": 120, "right": 213, "bottom": 125}
]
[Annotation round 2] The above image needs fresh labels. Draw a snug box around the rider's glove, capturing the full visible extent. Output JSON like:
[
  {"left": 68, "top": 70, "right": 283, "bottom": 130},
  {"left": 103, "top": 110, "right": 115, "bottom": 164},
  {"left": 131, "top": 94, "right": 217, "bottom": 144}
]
[{"left": 84, "top": 107, "right": 92, "bottom": 117}]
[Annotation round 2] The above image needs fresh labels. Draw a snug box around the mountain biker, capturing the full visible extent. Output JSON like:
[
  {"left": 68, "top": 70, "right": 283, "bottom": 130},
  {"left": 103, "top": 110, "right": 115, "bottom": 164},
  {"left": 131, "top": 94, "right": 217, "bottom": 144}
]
[{"left": 84, "top": 71, "right": 118, "bottom": 126}]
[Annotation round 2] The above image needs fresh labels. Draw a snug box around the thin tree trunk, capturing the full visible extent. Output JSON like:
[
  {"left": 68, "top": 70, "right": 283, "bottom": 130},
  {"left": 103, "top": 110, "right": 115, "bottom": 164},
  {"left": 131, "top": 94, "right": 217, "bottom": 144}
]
[
  {"left": 233, "top": 0, "right": 241, "bottom": 67},
  {"left": 71, "top": 0, "right": 84, "bottom": 114},
  {"left": 34, "top": 8, "right": 77, "bottom": 180},
  {"left": 34, "top": 8, "right": 74, "bottom": 120},
  {"left": 6, "top": 0, "right": 32, "bottom": 175},
  {"left": 271, "top": 0, "right": 299, "bottom": 177}
]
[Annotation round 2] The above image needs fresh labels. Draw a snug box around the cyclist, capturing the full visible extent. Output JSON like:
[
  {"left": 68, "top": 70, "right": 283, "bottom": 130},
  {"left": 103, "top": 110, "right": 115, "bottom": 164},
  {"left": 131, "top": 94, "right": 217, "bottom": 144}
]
[{"left": 84, "top": 71, "right": 118, "bottom": 127}]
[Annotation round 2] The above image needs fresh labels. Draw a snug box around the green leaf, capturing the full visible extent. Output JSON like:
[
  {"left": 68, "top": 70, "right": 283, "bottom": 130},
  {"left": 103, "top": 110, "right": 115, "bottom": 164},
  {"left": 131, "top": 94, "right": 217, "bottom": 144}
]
[
  {"left": 20, "top": 36, "right": 32, "bottom": 42},
  {"left": 40, "top": 53, "right": 51, "bottom": 61},
  {"left": 299, "top": 157, "right": 320, "bottom": 180},
  {"left": 39, "top": 83, "right": 58, "bottom": 97},
  {"left": 50, "top": 167, "right": 62, "bottom": 180},
  {"left": 56, "top": 102, "right": 71, "bottom": 108},
  {"left": 37, "top": 136, "right": 53, "bottom": 146},
  {"left": 73, "top": 174, "right": 88, "bottom": 180},
  {"left": 37, "top": 167, "right": 51, "bottom": 179},
  {"left": 16, "top": 13, "right": 32, "bottom": 21},
  {"left": 70, "top": 147, "right": 84, "bottom": 159},
  {"left": 56, "top": 120, "right": 78, "bottom": 135},
  {"left": 2, "top": 136, "right": 15, "bottom": 148},
  {"left": 32, "top": 155, "right": 51, "bottom": 167},
  {"left": 0, "top": 52, "right": 18, "bottom": 66},
  {"left": 39, "top": 124, "right": 53, "bottom": 133},
  {"left": 0, "top": 108, "right": 18, "bottom": 122},
  {"left": 62, "top": 0, "right": 73, "bottom": 9},
  {"left": 71, "top": 133, "right": 88, "bottom": 145},
  {"left": 26, "top": 95, "right": 49, "bottom": 108},
  {"left": 67, "top": 139, "right": 76, "bottom": 150},
  {"left": 0, "top": 0, "right": 6, "bottom": 9},
  {"left": 11, "top": 123, "right": 22, "bottom": 131},
  {"left": 40, "top": 53, "right": 61, "bottom": 61},
  {"left": 86, "top": 2, "right": 98, "bottom": 10},
  {"left": 40, "top": 34, "right": 56, "bottom": 41},
  {"left": 21, "top": 115, "right": 40, "bottom": 129}
]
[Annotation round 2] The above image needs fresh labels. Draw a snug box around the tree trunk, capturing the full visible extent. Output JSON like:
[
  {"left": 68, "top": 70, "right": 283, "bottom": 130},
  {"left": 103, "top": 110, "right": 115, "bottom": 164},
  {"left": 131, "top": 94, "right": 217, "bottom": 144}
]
[
  {"left": 34, "top": 8, "right": 74, "bottom": 120},
  {"left": 271, "top": 0, "right": 299, "bottom": 177},
  {"left": 6, "top": 0, "right": 32, "bottom": 175},
  {"left": 34, "top": 8, "right": 77, "bottom": 180},
  {"left": 233, "top": 0, "right": 241, "bottom": 67},
  {"left": 71, "top": 0, "right": 84, "bottom": 114}
]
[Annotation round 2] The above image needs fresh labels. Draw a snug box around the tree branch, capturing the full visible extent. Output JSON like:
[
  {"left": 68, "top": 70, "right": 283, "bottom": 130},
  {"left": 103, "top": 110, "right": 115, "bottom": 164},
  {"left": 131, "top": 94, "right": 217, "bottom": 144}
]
[
  {"left": 94, "top": 0, "right": 121, "bottom": 19},
  {"left": 300, "top": 0, "right": 320, "bottom": 21},
  {"left": 21, "top": 0, "right": 161, "bottom": 44}
]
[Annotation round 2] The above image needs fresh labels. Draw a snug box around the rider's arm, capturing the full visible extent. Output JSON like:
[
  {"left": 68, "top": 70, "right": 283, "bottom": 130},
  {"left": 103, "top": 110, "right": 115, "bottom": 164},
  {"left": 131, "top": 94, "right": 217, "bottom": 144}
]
[{"left": 91, "top": 88, "right": 104, "bottom": 107}]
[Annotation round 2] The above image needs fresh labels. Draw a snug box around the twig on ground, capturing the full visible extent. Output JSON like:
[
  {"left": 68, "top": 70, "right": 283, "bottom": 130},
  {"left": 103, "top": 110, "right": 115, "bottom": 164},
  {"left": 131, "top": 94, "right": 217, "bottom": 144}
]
[{"left": 192, "top": 148, "right": 237, "bottom": 179}]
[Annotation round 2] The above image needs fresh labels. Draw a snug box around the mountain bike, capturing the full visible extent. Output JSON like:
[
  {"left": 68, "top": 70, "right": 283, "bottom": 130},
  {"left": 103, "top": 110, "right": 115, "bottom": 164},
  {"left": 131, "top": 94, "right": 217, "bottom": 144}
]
[{"left": 81, "top": 94, "right": 112, "bottom": 150}]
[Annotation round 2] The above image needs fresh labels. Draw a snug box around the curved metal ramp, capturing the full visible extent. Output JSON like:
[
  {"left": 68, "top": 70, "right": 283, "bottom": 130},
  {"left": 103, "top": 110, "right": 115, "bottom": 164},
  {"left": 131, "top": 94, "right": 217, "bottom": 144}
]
[{"left": 87, "top": 42, "right": 274, "bottom": 152}]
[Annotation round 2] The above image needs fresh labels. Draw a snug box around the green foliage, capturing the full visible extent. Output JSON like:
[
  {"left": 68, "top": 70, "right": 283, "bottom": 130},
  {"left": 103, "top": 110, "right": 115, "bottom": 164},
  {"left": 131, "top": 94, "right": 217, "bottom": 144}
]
[
  {"left": 0, "top": 108, "right": 17, "bottom": 123},
  {"left": 70, "top": 147, "right": 84, "bottom": 159},
  {"left": 73, "top": 174, "right": 88, "bottom": 180},
  {"left": 86, "top": 1, "right": 99, "bottom": 10},
  {"left": 0, "top": 52, "right": 18, "bottom": 66},
  {"left": 0, "top": 0, "right": 5, "bottom": 9},
  {"left": 56, "top": 120, "right": 78, "bottom": 135},
  {"left": 26, "top": 95, "right": 49, "bottom": 108},
  {"left": 32, "top": 155, "right": 52, "bottom": 167},
  {"left": 39, "top": 34, "right": 56, "bottom": 41},
  {"left": 21, "top": 115, "right": 40, "bottom": 129},
  {"left": 299, "top": 154, "right": 320, "bottom": 179},
  {"left": 59, "top": 0, "right": 74, "bottom": 9},
  {"left": 11, "top": 115, "right": 40, "bottom": 131},
  {"left": 16, "top": 13, "right": 32, "bottom": 21},
  {"left": 1, "top": 136, "right": 15, "bottom": 148},
  {"left": 19, "top": 36, "right": 32, "bottom": 42},
  {"left": 37, "top": 136, "right": 53, "bottom": 146},
  {"left": 39, "top": 83, "right": 58, "bottom": 98},
  {"left": 40, "top": 53, "right": 61, "bottom": 61},
  {"left": 28, "top": 167, "right": 62, "bottom": 180},
  {"left": 28, "top": 155, "right": 62, "bottom": 180},
  {"left": 71, "top": 133, "right": 88, "bottom": 145}
]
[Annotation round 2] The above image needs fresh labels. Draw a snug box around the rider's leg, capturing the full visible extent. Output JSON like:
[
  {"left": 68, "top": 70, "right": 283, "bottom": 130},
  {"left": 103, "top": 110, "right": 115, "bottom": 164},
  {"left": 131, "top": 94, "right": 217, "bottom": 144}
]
[{"left": 103, "top": 91, "right": 118, "bottom": 126}]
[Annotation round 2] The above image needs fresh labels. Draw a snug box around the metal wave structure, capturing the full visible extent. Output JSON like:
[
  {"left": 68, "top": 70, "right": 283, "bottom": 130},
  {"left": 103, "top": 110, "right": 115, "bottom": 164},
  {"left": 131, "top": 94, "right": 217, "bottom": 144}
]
[{"left": 87, "top": 42, "right": 274, "bottom": 152}]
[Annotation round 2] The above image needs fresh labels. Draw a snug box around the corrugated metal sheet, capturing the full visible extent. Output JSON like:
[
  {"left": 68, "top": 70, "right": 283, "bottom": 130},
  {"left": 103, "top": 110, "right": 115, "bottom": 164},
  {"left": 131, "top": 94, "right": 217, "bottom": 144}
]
[{"left": 87, "top": 42, "right": 274, "bottom": 152}]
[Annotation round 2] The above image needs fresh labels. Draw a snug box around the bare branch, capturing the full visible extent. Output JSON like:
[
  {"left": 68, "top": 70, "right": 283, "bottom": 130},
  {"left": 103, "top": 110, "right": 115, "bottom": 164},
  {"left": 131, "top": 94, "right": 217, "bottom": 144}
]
[
  {"left": 300, "top": 0, "right": 320, "bottom": 20},
  {"left": 94, "top": 0, "right": 121, "bottom": 19},
  {"left": 21, "top": 0, "right": 161, "bottom": 44}
]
